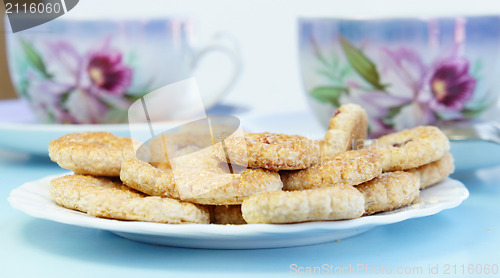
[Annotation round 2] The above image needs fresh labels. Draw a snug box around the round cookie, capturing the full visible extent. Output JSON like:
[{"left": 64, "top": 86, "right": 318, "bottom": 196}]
[
  {"left": 120, "top": 146, "right": 221, "bottom": 201},
  {"left": 209, "top": 205, "right": 246, "bottom": 225},
  {"left": 368, "top": 126, "right": 450, "bottom": 172},
  {"left": 49, "top": 132, "right": 150, "bottom": 176},
  {"left": 406, "top": 152, "right": 454, "bottom": 189},
  {"left": 213, "top": 132, "right": 320, "bottom": 170},
  {"left": 120, "top": 148, "right": 283, "bottom": 205},
  {"left": 241, "top": 185, "right": 365, "bottom": 224},
  {"left": 50, "top": 174, "right": 210, "bottom": 224},
  {"left": 355, "top": 171, "right": 420, "bottom": 215},
  {"left": 120, "top": 159, "right": 178, "bottom": 199},
  {"left": 50, "top": 174, "right": 144, "bottom": 213},
  {"left": 281, "top": 149, "right": 382, "bottom": 191},
  {"left": 88, "top": 195, "right": 210, "bottom": 224},
  {"left": 320, "top": 104, "right": 368, "bottom": 160}
]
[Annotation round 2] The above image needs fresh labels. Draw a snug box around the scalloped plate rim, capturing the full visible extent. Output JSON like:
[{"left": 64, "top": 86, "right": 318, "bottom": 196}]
[{"left": 8, "top": 173, "right": 469, "bottom": 239}]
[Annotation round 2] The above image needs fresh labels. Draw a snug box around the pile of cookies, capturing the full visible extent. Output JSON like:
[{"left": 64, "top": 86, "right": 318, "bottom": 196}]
[{"left": 48, "top": 103, "right": 454, "bottom": 225}]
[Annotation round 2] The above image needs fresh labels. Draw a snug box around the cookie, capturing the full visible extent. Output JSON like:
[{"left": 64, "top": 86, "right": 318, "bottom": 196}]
[
  {"left": 50, "top": 174, "right": 209, "bottom": 224},
  {"left": 173, "top": 146, "right": 283, "bottom": 205},
  {"left": 120, "top": 159, "right": 178, "bottom": 199},
  {"left": 406, "top": 152, "right": 454, "bottom": 189},
  {"left": 355, "top": 171, "right": 420, "bottom": 215},
  {"left": 50, "top": 174, "right": 144, "bottom": 213},
  {"left": 49, "top": 132, "right": 150, "bottom": 176},
  {"left": 367, "top": 126, "right": 450, "bottom": 172},
  {"left": 88, "top": 195, "right": 210, "bottom": 224},
  {"left": 241, "top": 185, "right": 365, "bottom": 224},
  {"left": 213, "top": 132, "right": 320, "bottom": 170},
  {"left": 320, "top": 104, "right": 368, "bottom": 160},
  {"left": 209, "top": 205, "right": 246, "bottom": 224},
  {"left": 120, "top": 147, "right": 283, "bottom": 205},
  {"left": 120, "top": 146, "right": 221, "bottom": 201},
  {"left": 281, "top": 149, "right": 382, "bottom": 191}
]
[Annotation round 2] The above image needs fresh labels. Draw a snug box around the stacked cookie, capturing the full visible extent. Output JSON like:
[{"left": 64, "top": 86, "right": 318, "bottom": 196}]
[
  {"left": 245, "top": 104, "right": 452, "bottom": 223},
  {"left": 48, "top": 104, "right": 454, "bottom": 225}
]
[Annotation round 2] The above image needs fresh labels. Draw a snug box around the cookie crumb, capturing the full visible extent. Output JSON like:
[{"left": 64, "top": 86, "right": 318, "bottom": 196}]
[{"left": 429, "top": 197, "right": 439, "bottom": 204}]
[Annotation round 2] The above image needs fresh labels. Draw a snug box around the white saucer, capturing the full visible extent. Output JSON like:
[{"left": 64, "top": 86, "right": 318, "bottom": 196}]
[
  {"left": 8, "top": 173, "right": 468, "bottom": 249},
  {"left": 0, "top": 99, "right": 174, "bottom": 155}
]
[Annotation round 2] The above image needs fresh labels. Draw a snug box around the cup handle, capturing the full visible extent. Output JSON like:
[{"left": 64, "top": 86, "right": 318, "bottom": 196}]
[{"left": 190, "top": 32, "right": 242, "bottom": 108}]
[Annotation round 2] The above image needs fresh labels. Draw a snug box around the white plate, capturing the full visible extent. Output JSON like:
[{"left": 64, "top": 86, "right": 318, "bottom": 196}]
[{"left": 8, "top": 173, "right": 469, "bottom": 249}]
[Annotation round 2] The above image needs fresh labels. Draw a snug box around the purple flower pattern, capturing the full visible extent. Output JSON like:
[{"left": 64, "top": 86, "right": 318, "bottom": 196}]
[
  {"left": 311, "top": 37, "right": 482, "bottom": 136},
  {"left": 22, "top": 39, "right": 133, "bottom": 124},
  {"left": 429, "top": 58, "right": 475, "bottom": 111}
]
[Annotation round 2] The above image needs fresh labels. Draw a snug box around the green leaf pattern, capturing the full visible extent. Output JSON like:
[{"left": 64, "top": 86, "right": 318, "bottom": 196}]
[
  {"left": 338, "top": 35, "right": 386, "bottom": 91},
  {"left": 309, "top": 35, "right": 386, "bottom": 108},
  {"left": 310, "top": 87, "right": 347, "bottom": 107},
  {"left": 19, "top": 39, "right": 52, "bottom": 78}
]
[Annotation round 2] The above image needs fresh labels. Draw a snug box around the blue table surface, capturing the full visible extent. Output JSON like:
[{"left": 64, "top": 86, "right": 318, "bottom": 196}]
[{"left": 1, "top": 147, "right": 499, "bottom": 278}]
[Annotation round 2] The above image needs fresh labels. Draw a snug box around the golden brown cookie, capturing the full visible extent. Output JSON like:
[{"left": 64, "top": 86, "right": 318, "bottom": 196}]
[
  {"left": 320, "top": 104, "right": 368, "bottom": 160},
  {"left": 88, "top": 195, "right": 210, "bottom": 224},
  {"left": 120, "top": 147, "right": 283, "bottom": 205},
  {"left": 120, "top": 159, "right": 178, "bottom": 199},
  {"left": 281, "top": 149, "right": 382, "bottom": 191},
  {"left": 50, "top": 174, "right": 209, "bottom": 224},
  {"left": 49, "top": 132, "right": 150, "bottom": 176},
  {"left": 209, "top": 205, "right": 246, "bottom": 225},
  {"left": 241, "top": 185, "right": 365, "bottom": 224},
  {"left": 355, "top": 171, "right": 420, "bottom": 215},
  {"left": 406, "top": 152, "right": 454, "bottom": 189},
  {"left": 367, "top": 126, "right": 450, "bottom": 172},
  {"left": 50, "top": 174, "right": 143, "bottom": 213},
  {"left": 213, "top": 132, "right": 320, "bottom": 170}
]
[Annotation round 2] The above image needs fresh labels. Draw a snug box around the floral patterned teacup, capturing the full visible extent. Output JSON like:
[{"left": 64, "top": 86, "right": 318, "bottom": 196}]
[
  {"left": 5, "top": 18, "right": 240, "bottom": 124},
  {"left": 299, "top": 16, "right": 500, "bottom": 137}
]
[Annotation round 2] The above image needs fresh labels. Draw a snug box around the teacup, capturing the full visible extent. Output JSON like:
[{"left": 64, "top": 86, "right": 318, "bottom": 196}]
[
  {"left": 5, "top": 17, "right": 240, "bottom": 124},
  {"left": 299, "top": 16, "right": 500, "bottom": 137}
]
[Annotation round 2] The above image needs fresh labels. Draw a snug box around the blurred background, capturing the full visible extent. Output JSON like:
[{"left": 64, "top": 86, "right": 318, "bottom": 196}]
[{"left": 2, "top": 0, "right": 500, "bottom": 110}]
